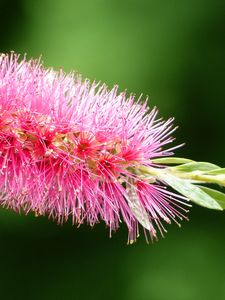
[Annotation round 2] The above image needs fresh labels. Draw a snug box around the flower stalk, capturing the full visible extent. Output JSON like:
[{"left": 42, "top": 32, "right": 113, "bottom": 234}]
[{"left": 138, "top": 163, "right": 225, "bottom": 187}]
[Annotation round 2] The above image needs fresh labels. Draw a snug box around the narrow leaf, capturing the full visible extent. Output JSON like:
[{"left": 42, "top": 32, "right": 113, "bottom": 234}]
[
  {"left": 172, "top": 162, "right": 219, "bottom": 173},
  {"left": 197, "top": 186, "right": 225, "bottom": 209},
  {"left": 152, "top": 157, "right": 193, "bottom": 165},
  {"left": 158, "top": 172, "right": 222, "bottom": 210},
  {"left": 126, "top": 183, "right": 152, "bottom": 231}
]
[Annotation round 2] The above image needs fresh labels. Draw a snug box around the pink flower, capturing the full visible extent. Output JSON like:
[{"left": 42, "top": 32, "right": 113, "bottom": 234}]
[{"left": 0, "top": 53, "right": 189, "bottom": 243}]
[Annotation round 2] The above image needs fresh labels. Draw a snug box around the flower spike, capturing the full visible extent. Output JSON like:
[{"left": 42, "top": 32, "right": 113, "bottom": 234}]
[{"left": 0, "top": 53, "right": 224, "bottom": 243}]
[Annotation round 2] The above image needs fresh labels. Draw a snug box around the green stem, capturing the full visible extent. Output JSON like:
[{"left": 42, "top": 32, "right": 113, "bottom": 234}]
[
  {"left": 137, "top": 165, "right": 225, "bottom": 187},
  {"left": 169, "top": 170, "right": 225, "bottom": 186}
]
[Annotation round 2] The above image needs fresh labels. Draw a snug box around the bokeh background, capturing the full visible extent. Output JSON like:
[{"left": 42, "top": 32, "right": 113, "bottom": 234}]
[{"left": 0, "top": 0, "right": 225, "bottom": 299}]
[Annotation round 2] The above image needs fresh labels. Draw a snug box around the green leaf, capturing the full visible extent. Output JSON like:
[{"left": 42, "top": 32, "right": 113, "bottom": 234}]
[
  {"left": 158, "top": 172, "right": 223, "bottom": 210},
  {"left": 206, "top": 168, "right": 225, "bottom": 175},
  {"left": 172, "top": 162, "right": 219, "bottom": 173},
  {"left": 197, "top": 186, "right": 225, "bottom": 209},
  {"left": 126, "top": 182, "right": 152, "bottom": 231},
  {"left": 152, "top": 157, "right": 194, "bottom": 165}
]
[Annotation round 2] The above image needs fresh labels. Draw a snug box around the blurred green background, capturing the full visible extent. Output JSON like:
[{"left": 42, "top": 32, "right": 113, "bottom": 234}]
[{"left": 0, "top": 0, "right": 225, "bottom": 299}]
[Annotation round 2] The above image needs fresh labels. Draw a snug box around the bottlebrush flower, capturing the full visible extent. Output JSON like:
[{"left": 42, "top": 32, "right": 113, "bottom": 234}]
[{"left": 0, "top": 52, "right": 190, "bottom": 243}]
